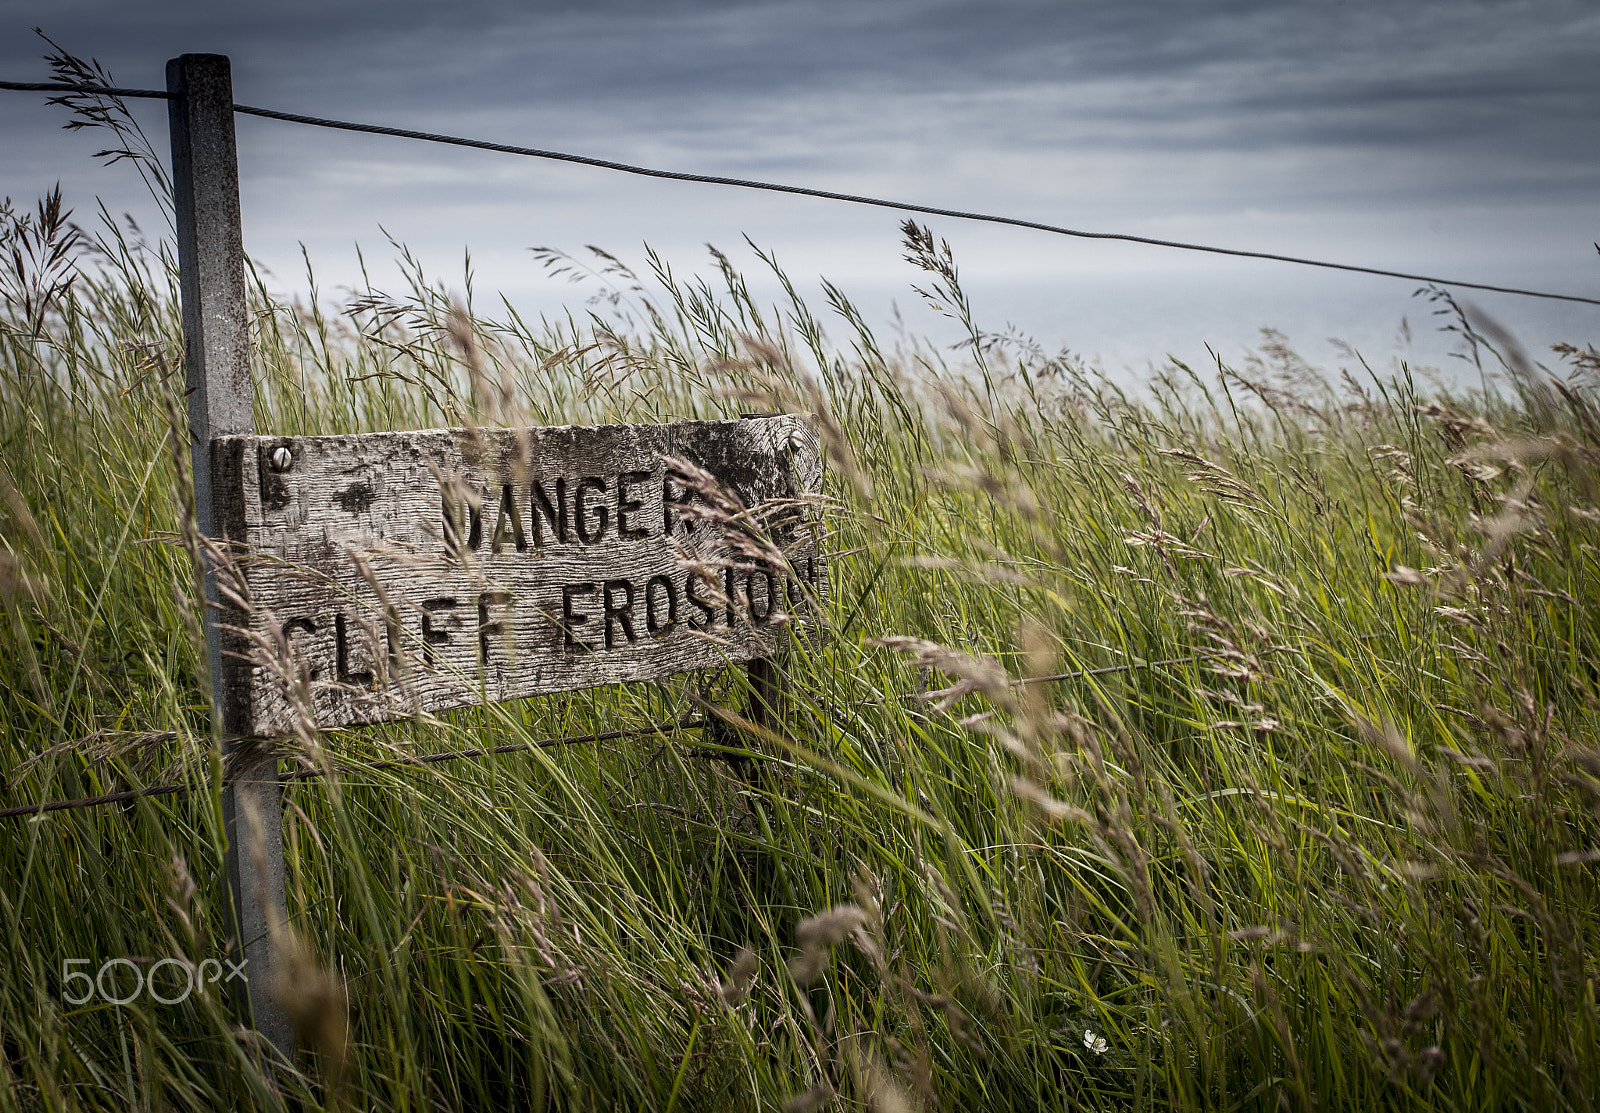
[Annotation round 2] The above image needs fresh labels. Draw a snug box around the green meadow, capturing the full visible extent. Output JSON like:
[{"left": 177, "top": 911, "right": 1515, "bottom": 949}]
[{"left": 4, "top": 83, "right": 1600, "bottom": 1112}]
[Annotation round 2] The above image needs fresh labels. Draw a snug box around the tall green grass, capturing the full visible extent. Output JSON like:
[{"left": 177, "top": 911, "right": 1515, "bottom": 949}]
[{"left": 4, "top": 89, "right": 1600, "bottom": 1110}]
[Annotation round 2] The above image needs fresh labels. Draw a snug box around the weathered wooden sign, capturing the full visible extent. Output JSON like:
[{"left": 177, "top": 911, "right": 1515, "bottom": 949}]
[{"left": 210, "top": 414, "right": 824, "bottom": 735}]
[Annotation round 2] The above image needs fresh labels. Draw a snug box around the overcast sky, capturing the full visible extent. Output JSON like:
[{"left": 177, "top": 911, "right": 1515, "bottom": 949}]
[{"left": 3, "top": 0, "right": 1597, "bottom": 378}]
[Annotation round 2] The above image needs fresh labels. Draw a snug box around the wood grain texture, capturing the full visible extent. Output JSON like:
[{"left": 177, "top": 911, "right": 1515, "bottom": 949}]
[{"left": 210, "top": 415, "right": 825, "bottom": 735}]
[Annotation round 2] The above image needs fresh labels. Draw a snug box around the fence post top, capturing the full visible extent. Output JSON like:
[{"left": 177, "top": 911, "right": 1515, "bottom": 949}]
[{"left": 165, "top": 54, "right": 232, "bottom": 84}]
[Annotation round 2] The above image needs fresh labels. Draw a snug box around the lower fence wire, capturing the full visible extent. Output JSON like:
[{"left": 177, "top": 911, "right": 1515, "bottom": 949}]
[
  {"left": 0, "top": 651, "right": 1212, "bottom": 820},
  {"left": 0, "top": 720, "right": 703, "bottom": 820}
]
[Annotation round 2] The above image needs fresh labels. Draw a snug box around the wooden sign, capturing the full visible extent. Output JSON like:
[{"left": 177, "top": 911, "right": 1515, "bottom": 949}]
[{"left": 210, "top": 415, "right": 825, "bottom": 735}]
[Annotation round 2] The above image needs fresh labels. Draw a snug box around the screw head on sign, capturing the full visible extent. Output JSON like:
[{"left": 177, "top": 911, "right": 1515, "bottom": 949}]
[{"left": 269, "top": 447, "right": 293, "bottom": 472}]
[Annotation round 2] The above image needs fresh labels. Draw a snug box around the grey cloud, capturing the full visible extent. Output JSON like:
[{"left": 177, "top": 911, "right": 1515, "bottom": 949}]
[
  {"left": 1, "top": 0, "right": 1593, "bottom": 376},
  {"left": 8, "top": 0, "right": 1597, "bottom": 162}
]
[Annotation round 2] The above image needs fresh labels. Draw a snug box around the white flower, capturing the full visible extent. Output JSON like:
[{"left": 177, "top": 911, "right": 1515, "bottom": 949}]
[{"left": 1084, "top": 1029, "right": 1108, "bottom": 1055}]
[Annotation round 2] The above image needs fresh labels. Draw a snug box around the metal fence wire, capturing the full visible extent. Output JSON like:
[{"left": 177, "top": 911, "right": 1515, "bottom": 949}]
[{"left": 2, "top": 78, "right": 1596, "bottom": 306}]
